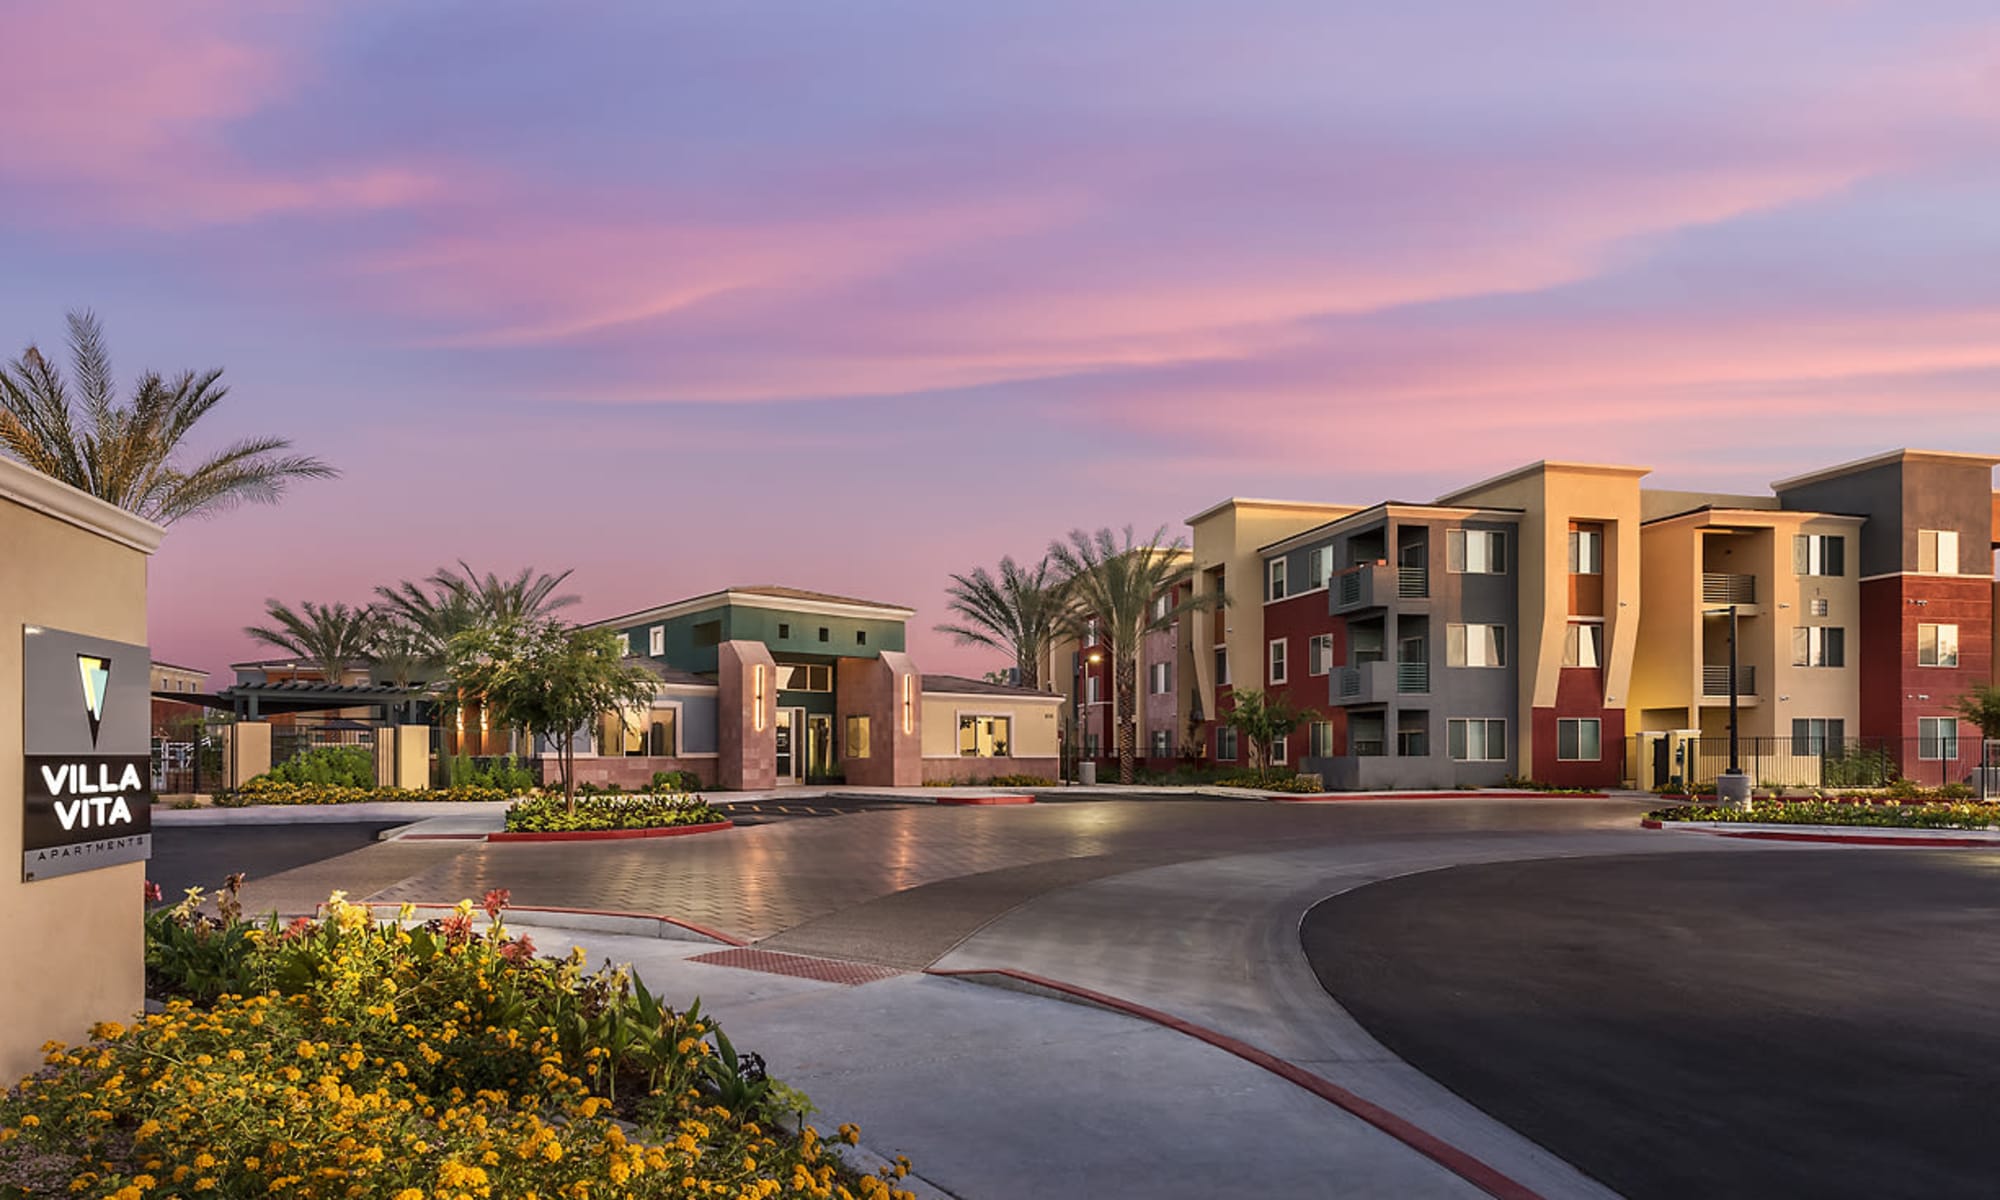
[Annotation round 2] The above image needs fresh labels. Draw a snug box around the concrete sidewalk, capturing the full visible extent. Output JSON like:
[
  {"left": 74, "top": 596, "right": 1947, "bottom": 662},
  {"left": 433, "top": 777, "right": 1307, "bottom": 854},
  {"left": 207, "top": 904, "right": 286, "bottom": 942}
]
[{"left": 518, "top": 923, "right": 1486, "bottom": 1200}]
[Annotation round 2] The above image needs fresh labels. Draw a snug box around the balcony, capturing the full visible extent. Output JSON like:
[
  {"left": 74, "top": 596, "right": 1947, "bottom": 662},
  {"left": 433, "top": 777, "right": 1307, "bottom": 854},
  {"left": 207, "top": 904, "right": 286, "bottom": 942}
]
[
  {"left": 1331, "top": 660, "right": 1431, "bottom": 706},
  {"left": 1702, "top": 573, "right": 1756, "bottom": 605},
  {"left": 1332, "top": 563, "right": 1429, "bottom": 613},
  {"left": 1700, "top": 663, "right": 1759, "bottom": 702}
]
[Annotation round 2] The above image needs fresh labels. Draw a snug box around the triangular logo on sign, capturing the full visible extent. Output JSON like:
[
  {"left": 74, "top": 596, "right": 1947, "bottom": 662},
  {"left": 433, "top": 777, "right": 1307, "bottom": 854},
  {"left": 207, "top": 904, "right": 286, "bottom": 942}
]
[{"left": 77, "top": 654, "right": 110, "bottom": 746}]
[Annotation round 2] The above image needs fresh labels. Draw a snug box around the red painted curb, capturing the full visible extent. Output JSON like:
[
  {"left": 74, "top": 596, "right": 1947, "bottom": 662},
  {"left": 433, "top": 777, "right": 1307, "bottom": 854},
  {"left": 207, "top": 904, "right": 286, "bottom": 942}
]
[
  {"left": 1641, "top": 820, "right": 2000, "bottom": 847},
  {"left": 1281, "top": 790, "right": 1609, "bottom": 802},
  {"left": 485, "top": 819, "right": 734, "bottom": 843},
  {"left": 927, "top": 966, "right": 1544, "bottom": 1200},
  {"left": 377, "top": 901, "right": 749, "bottom": 947},
  {"left": 933, "top": 794, "right": 1035, "bottom": 806}
]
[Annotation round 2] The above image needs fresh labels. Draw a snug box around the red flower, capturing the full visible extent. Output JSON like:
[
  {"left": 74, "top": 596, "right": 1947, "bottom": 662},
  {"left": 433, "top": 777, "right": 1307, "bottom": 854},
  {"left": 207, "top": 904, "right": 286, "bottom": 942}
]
[
  {"left": 143, "top": 880, "right": 163, "bottom": 903},
  {"left": 280, "top": 915, "right": 314, "bottom": 941},
  {"left": 499, "top": 935, "right": 537, "bottom": 964},
  {"left": 481, "top": 888, "right": 511, "bottom": 920}
]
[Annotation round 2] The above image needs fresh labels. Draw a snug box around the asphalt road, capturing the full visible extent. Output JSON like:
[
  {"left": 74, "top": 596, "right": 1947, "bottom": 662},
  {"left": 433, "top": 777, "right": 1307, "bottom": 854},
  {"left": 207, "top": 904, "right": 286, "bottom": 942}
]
[
  {"left": 1302, "top": 848, "right": 2000, "bottom": 1200},
  {"left": 149, "top": 822, "right": 400, "bottom": 901}
]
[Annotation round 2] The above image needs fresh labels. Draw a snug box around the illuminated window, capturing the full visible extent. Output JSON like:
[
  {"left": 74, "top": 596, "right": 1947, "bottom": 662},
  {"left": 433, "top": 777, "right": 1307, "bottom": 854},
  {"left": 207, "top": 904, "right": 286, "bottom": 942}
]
[
  {"left": 958, "top": 715, "right": 1012, "bottom": 757},
  {"left": 846, "top": 715, "right": 871, "bottom": 758},
  {"left": 1791, "top": 627, "right": 1844, "bottom": 668},
  {"left": 1448, "top": 624, "right": 1508, "bottom": 668},
  {"left": 1794, "top": 535, "right": 1844, "bottom": 576},
  {"left": 1567, "top": 527, "right": 1603, "bottom": 575},
  {"left": 1561, "top": 622, "right": 1602, "bottom": 668},
  {"left": 1918, "top": 529, "right": 1960, "bottom": 575},
  {"left": 1447, "top": 529, "right": 1507, "bottom": 574},
  {"left": 1918, "top": 623, "right": 1959, "bottom": 668}
]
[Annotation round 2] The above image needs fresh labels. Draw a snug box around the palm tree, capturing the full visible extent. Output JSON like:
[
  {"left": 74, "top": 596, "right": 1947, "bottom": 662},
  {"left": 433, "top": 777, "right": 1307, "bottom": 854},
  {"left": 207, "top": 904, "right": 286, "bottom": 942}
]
[
  {"left": 1049, "top": 526, "right": 1219, "bottom": 784},
  {"left": 435, "top": 561, "right": 581, "bottom": 627},
  {"left": 244, "top": 600, "right": 379, "bottom": 684},
  {"left": 934, "top": 556, "right": 1066, "bottom": 690},
  {"left": 0, "top": 310, "right": 335, "bottom": 523}
]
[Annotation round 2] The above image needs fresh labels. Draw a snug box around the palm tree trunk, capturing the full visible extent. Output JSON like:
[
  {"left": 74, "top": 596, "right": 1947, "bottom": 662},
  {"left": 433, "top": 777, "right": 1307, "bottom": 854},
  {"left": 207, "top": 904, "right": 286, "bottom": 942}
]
[{"left": 1116, "top": 654, "right": 1138, "bottom": 784}]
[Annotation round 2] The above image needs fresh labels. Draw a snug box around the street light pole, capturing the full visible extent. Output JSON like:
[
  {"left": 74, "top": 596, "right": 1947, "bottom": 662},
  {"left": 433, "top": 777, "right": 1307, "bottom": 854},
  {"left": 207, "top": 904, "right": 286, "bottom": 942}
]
[{"left": 1717, "top": 602, "right": 1750, "bottom": 810}]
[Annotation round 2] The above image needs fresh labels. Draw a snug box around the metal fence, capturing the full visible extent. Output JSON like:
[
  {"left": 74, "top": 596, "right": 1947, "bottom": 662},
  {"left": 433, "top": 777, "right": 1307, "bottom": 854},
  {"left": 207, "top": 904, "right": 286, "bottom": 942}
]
[
  {"left": 151, "top": 736, "right": 223, "bottom": 794},
  {"left": 1628, "top": 735, "right": 2000, "bottom": 792},
  {"left": 271, "top": 719, "right": 378, "bottom": 773}
]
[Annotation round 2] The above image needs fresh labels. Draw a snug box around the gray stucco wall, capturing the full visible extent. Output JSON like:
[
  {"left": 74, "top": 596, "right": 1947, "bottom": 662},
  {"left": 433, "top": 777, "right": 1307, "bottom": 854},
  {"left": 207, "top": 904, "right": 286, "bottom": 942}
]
[
  {"left": 1777, "top": 461, "right": 1901, "bottom": 576},
  {"left": 675, "top": 693, "right": 720, "bottom": 755}
]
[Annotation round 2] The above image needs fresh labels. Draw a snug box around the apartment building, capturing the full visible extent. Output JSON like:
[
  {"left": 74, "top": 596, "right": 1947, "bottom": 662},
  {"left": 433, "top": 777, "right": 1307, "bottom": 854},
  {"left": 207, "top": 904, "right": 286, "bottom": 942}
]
[
  {"left": 1170, "top": 448, "right": 1999, "bottom": 792},
  {"left": 1039, "top": 561, "right": 1190, "bottom": 770},
  {"left": 1772, "top": 450, "right": 2000, "bottom": 779}
]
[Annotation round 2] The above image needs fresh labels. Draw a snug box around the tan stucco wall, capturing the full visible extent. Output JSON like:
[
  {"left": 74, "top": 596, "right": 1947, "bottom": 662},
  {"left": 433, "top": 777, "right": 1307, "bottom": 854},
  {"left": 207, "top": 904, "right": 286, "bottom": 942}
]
[
  {"left": 1440, "top": 463, "right": 1649, "bottom": 769},
  {"left": 921, "top": 692, "right": 1063, "bottom": 759},
  {"left": 1632, "top": 518, "right": 1699, "bottom": 726},
  {"left": 0, "top": 471, "right": 160, "bottom": 1085}
]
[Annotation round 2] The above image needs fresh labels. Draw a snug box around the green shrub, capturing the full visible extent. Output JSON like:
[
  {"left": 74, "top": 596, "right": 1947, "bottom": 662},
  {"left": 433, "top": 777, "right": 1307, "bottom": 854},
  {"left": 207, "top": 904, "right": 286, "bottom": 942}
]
[
  {"left": 261, "top": 744, "right": 374, "bottom": 787},
  {"left": 649, "top": 769, "right": 703, "bottom": 792},
  {"left": 218, "top": 780, "right": 517, "bottom": 806},
  {"left": 504, "top": 793, "right": 725, "bottom": 833}
]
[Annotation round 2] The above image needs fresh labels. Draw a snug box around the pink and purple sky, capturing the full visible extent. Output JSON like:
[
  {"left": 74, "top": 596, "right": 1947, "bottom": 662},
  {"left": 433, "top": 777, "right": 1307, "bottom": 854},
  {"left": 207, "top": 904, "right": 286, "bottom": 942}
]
[{"left": 5, "top": 2, "right": 1998, "bottom": 679}]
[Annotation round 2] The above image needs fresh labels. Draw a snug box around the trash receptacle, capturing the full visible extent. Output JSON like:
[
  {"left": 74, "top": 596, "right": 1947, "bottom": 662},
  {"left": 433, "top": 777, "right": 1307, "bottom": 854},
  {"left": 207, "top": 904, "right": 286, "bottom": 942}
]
[{"left": 1078, "top": 761, "right": 1097, "bottom": 785}]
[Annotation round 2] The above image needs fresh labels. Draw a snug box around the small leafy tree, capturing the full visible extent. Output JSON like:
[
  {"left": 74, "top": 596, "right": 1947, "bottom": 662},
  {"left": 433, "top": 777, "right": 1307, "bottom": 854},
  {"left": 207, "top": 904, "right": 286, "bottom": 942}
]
[
  {"left": 1952, "top": 685, "right": 2000, "bottom": 799},
  {"left": 1221, "top": 688, "right": 1305, "bottom": 781},
  {"left": 447, "top": 620, "right": 657, "bottom": 809}
]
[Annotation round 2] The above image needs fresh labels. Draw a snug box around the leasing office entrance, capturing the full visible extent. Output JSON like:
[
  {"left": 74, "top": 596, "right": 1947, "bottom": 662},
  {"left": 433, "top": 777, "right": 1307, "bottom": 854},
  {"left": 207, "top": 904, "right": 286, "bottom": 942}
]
[{"left": 774, "top": 707, "right": 836, "bottom": 784}]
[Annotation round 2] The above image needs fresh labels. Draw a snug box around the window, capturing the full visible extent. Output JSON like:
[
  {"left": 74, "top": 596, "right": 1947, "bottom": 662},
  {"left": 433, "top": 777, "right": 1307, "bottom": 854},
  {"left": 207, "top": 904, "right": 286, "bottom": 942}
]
[
  {"left": 1214, "top": 647, "right": 1230, "bottom": 686},
  {"left": 1084, "top": 732, "right": 1101, "bottom": 758},
  {"left": 1217, "top": 726, "right": 1239, "bottom": 761},
  {"left": 1149, "top": 662, "right": 1172, "bottom": 695},
  {"left": 777, "top": 664, "right": 833, "bottom": 692},
  {"left": 1309, "top": 721, "right": 1334, "bottom": 758},
  {"left": 778, "top": 623, "right": 791, "bottom": 639},
  {"left": 649, "top": 711, "right": 679, "bottom": 757},
  {"left": 1085, "top": 674, "right": 1101, "bottom": 704},
  {"left": 1150, "top": 729, "right": 1172, "bottom": 758},
  {"left": 1267, "top": 557, "right": 1288, "bottom": 601},
  {"left": 1918, "top": 623, "right": 1960, "bottom": 667},
  {"left": 845, "top": 715, "right": 870, "bottom": 759},
  {"left": 1791, "top": 626, "right": 1845, "bottom": 668},
  {"left": 1447, "top": 529, "right": 1507, "bottom": 574},
  {"left": 1268, "top": 638, "right": 1288, "bottom": 684},
  {"left": 1152, "top": 593, "right": 1171, "bottom": 621},
  {"left": 1562, "top": 622, "right": 1604, "bottom": 668},
  {"left": 1918, "top": 529, "right": 1960, "bottom": 575},
  {"left": 1308, "top": 634, "right": 1333, "bottom": 676},
  {"left": 1794, "top": 534, "right": 1845, "bottom": 577},
  {"left": 958, "top": 715, "right": 1012, "bottom": 757},
  {"left": 693, "top": 620, "right": 722, "bottom": 647},
  {"left": 1920, "top": 716, "right": 1960, "bottom": 761},
  {"left": 856, "top": 630, "right": 867, "bottom": 645},
  {"left": 648, "top": 625, "right": 665, "bottom": 656},
  {"left": 1809, "top": 598, "right": 1829, "bottom": 617},
  {"left": 1447, "top": 718, "right": 1506, "bottom": 762},
  {"left": 624, "top": 632, "right": 638, "bottom": 655},
  {"left": 1271, "top": 735, "right": 1287, "bottom": 765},
  {"left": 1557, "top": 718, "right": 1601, "bottom": 761},
  {"left": 1568, "top": 527, "right": 1603, "bottom": 575},
  {"left": 1306, "top": 547, "right": 1331, "bottom": 590},
  {"left": 1446, "top": 623, "right": 1507, "bottom": 668},
  {"left": 818, "top": 627, "right": 830, "bottom": 643},
  {"left": 1790, "top": 718, "right": 1844, "bottom": 757}
]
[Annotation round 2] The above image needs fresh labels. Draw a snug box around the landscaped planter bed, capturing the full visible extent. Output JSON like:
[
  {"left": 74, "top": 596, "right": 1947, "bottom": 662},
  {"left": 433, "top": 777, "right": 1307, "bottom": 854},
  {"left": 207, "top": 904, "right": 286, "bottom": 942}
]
[
  {"left": 1646, "top": 797, "right": 2000, "bottom": 833},
  {"left": 488, "top": 818, "right": 736, "bottom": 842},
  {"left": 501, "top": 792, "right": 727, "bottom": 835},
  {"left": 0, "top": 881, "right": 917, "bottom": 1199}
]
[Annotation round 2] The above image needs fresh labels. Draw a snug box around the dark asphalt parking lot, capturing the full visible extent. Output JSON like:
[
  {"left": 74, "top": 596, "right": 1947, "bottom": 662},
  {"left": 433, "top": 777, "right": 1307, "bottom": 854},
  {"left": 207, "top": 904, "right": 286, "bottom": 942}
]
[
  {"left": 1303, "top": 848, "right": 2000, "bottom": 1200},
  {"left": 148, "top": 822, "right": 399, "bottom": 901}
]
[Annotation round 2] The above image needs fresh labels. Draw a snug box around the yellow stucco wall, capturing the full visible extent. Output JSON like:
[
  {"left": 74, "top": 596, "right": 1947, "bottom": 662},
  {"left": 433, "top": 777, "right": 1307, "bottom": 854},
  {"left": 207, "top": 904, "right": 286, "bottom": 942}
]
[
  {"left": 0, "top": 463, "right": 161, "bottom": 1085},
  {"left": 921, "top": 692, "right": 1062, "bottom": 759}
]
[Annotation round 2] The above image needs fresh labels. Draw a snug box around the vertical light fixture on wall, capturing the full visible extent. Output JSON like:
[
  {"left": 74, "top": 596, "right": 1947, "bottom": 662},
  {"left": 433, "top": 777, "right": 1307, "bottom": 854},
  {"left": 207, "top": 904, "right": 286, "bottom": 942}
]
[
  {"left": 901, "top": 672, "right": 914, "bottom": 734},
  {"left": 753, "top": 664, "right": 767, "bottom": 731}
]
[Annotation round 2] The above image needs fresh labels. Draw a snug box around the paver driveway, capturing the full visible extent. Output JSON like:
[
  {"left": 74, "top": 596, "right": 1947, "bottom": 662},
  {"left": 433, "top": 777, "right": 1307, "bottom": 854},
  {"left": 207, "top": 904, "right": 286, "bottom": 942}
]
[{"left": 363, "top": 795, "right": 1647, "bottom": 949}]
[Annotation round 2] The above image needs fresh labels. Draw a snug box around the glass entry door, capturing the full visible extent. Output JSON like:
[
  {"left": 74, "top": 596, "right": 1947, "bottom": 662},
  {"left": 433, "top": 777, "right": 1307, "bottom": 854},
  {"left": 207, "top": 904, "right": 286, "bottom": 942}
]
[
  {"left": 774, "top": 707, "right": 806, "bottom": 784},
  {"left": 806, "top": 714, "right": 833, "bottom": 780}
]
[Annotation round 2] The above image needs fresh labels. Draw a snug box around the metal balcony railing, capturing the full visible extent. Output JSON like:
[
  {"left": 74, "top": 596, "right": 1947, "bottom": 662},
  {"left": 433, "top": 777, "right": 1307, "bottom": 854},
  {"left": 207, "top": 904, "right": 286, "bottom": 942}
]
[
  {"left": 1396, "top": 661, "right": 1430, "bottom": 693},
  {"left": 1701, "top": 664, "right": 1756, "bottom": 696},
  {"left": 1398, "top": 566, "right": 1429, "bottom": 598},
  {"left": 1396, "top": 731, "right": 1429, "bottom": 757},
  {"left": 1702, "top": 573, "right": 1756, "bottom": 605}
]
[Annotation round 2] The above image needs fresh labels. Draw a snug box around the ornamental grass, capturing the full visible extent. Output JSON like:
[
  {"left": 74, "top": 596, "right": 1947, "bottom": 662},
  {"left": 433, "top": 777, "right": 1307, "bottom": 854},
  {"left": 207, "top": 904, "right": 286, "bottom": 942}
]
[{"left": 0, "top": 886, "right": 912, "bottom": 1200}]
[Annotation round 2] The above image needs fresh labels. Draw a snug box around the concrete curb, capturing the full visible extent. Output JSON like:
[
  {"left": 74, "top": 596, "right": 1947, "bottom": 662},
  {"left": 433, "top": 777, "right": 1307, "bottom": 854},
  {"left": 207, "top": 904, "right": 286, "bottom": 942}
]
[
  {"left": 1279, "top": 790, "right": 1611, "bottom": 803},
  {"left": 1640, "top": 818, "right": 2000, "bottom": 846},
  {"left": 928, "top": 966, "right": 1543, "bottom": 1200},
  {"left": 826, "top": 1137, "right": 955, "bottom": 1200},
  {"left": 485, "top": 819, "right": 736, "bottom": 843}
]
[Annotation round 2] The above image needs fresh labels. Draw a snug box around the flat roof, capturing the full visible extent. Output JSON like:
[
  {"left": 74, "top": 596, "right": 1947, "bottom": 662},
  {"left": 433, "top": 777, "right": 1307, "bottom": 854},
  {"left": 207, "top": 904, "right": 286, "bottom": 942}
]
[
  {"left": 587, "top": 586, "right": 917, "bottom": 630},
  {"left": 1258, "top": 501, "right": 1524, "bottom": 556},
  {"left": 1770, "top": 448, "right": 2000, "bottom": 493},
  {"left": 921, "top": 673, "right": 1064, "bottom": 699},
  {"left": 151, "top": 660, "right": 208, "bottom": 675},
  {"left": 1435, "top": 460, "right": 1652, "bottom": 506},
  {"left": 1641, "top": 505, "right": 1868, "bottom": 529},
  {"left": 1183, "top": 496, "right": 1361, "bottom": 526}
]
